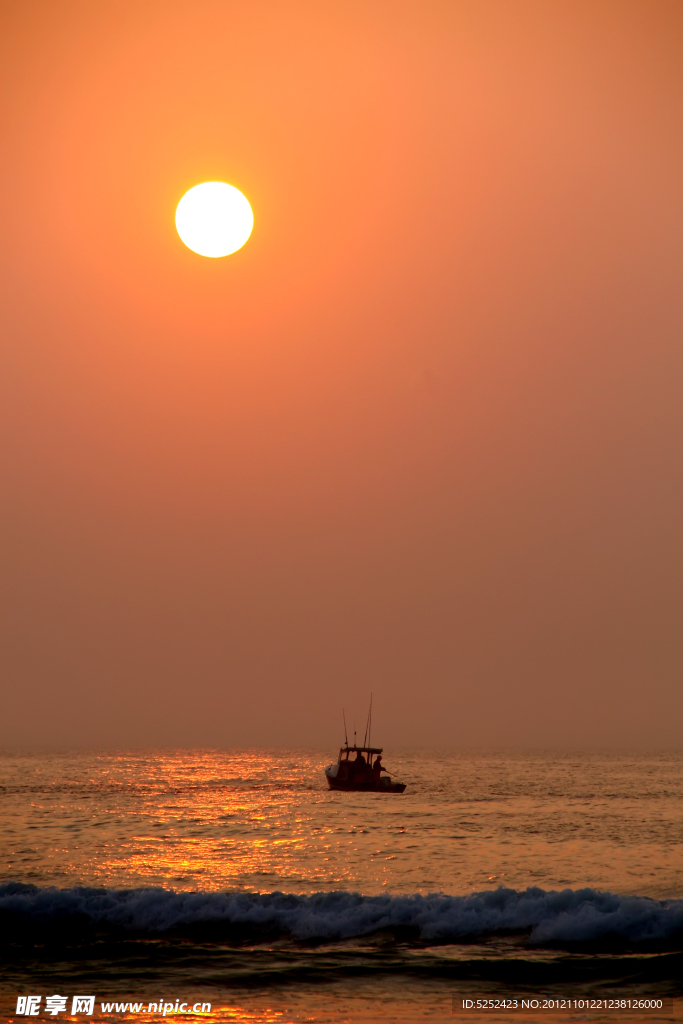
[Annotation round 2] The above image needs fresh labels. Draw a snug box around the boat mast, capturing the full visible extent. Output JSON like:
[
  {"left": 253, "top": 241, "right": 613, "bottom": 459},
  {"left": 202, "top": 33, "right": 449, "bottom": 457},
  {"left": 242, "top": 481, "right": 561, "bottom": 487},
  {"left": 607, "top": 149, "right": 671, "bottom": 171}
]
[
  {"left": 363, "top": 693, "right": 373, "bottom": 749},
  {"left": 369, "top": 693, "right": 372, "bottom": 750}
]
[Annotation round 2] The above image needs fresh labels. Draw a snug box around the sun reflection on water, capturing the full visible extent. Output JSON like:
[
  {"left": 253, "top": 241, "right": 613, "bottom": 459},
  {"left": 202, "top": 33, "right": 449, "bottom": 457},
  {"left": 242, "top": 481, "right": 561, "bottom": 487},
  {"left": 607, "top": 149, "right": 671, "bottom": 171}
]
[{"left": 1, "top": 749, "right": 682, "bottom": 898}]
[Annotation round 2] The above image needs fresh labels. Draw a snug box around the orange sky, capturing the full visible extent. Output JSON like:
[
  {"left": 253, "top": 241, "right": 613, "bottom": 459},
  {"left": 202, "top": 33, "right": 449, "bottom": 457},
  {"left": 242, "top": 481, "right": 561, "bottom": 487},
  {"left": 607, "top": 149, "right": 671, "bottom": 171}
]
[{"left": 2, "top": 0, "right": 683, "bottom": 749}]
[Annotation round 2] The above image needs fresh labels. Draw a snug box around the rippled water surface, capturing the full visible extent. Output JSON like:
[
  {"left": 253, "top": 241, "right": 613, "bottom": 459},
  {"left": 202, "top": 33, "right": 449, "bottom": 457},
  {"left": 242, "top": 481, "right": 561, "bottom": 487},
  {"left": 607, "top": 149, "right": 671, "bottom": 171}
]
[
  {"left": 2, "top": 750, "right": 682, "bottom": 897},
  {"left": 1, "top": 750, "right": 682, "bottom": 1023}
]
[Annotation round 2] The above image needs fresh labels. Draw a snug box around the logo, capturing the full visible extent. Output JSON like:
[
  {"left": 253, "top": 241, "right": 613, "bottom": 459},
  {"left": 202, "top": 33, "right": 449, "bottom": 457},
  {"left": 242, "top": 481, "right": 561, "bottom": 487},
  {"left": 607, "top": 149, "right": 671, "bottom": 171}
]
[{"left": 15, "top": 995, "right": 95, "bottom": 1017}]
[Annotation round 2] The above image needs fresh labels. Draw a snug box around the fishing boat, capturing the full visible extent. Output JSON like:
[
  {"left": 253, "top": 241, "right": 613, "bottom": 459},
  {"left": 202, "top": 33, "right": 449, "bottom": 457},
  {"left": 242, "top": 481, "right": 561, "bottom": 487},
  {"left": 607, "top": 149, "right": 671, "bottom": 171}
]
[
  {"left": 324, "top": 699, "right": 406, "bottom": 793},
  {"left": 324, "top": 744, "right": 406, "bottom": 792}
]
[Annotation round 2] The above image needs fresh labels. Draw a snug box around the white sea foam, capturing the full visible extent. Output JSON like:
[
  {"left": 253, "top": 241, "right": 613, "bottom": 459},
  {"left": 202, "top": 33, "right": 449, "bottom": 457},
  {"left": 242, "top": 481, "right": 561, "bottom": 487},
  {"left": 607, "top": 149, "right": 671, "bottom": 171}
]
[{"left": 1, "top": 883, "right": 682, "bottom": 945}]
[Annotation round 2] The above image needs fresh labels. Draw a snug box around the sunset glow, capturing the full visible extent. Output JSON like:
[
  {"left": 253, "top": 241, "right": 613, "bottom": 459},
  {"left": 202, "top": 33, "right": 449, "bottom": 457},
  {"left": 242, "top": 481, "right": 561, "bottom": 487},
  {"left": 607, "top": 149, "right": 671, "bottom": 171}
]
[
  {"left": 3, "top": 3, "right": 683, "bottom": 1020},
  {"left": 175, "top": 181, "right": 253, "bottom": 257}
]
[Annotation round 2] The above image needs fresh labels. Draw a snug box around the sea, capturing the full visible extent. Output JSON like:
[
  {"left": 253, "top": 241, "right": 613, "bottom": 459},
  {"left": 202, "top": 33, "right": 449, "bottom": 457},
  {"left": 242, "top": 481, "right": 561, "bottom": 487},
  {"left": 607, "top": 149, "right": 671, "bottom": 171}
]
[{"left": 1, "top": 750, "right": 682, "bottom": 1023}]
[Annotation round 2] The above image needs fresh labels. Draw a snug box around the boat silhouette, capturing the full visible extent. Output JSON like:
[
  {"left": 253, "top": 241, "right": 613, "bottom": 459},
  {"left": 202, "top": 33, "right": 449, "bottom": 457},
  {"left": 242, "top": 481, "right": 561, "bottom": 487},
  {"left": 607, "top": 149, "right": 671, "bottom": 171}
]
[{"left": 324, "top": 699, "right": 406, "bottom": 793}]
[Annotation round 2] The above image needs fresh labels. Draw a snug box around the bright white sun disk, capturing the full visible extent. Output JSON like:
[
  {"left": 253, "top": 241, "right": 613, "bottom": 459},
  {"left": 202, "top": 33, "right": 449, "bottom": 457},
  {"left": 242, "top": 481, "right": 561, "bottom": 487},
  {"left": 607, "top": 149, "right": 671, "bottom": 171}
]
[{"left": 175, "top": 182, "right": 253, "bottom": 257}]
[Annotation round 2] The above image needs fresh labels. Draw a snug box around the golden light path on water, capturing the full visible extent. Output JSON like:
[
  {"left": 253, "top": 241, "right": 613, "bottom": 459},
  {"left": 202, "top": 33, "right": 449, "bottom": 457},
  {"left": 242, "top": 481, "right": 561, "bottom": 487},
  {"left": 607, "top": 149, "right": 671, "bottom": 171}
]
[
  {"left": 2, "top": 751, "right": 682, "bottom": 1024},
  {"left": 2, "top": 750, "right": 682, "bottom": 897}
]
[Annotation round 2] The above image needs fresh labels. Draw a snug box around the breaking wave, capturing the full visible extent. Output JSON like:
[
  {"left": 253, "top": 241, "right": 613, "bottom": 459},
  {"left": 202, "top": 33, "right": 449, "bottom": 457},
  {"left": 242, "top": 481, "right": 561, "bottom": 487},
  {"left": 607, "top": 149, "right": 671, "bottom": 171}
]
[{"left": 1, "top": 883, "right": 682, "bottom": 948}]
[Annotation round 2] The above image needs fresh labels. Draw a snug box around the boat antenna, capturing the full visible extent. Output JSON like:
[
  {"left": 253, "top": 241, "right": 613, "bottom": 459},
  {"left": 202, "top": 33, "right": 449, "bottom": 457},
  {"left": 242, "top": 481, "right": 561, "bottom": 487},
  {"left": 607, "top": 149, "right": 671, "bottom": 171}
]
[
  {"left": 363, "top": 694, "right": 372, "bottom": 748},
  {"left": 368, "top": 693, "right": 373, "bottom": 749},
  {"left": 342, "top": 709, "right": 348, "bottom": 746}
]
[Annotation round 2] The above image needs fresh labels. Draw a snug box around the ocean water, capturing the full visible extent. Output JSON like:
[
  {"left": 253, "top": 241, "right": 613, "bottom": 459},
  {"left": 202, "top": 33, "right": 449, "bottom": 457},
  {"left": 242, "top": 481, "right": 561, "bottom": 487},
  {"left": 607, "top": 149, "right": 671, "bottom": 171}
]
[{"left": 1, "top": 750, "right": 682, "bottom": 1023}]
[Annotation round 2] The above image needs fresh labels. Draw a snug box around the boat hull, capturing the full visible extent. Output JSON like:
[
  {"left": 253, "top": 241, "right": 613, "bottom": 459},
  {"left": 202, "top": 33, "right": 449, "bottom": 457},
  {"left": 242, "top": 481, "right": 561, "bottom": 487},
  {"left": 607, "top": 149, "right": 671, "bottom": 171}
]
[{"left": 325, "top": 767, "right": 406, "bottom": 793}]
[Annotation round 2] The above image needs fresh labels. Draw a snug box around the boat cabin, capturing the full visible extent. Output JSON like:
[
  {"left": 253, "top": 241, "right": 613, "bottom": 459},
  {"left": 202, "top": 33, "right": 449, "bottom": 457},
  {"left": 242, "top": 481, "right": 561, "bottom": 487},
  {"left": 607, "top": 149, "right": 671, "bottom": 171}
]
[{"left": 337, "top": 744, "right": 383, "bottom": 768}]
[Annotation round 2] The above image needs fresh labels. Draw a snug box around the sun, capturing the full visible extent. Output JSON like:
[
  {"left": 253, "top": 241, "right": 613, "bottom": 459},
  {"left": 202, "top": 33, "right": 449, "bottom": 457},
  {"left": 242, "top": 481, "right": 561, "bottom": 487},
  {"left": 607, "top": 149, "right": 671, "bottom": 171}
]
[{"left": 175, "top": 182, "right": 254, "bottom": 258}]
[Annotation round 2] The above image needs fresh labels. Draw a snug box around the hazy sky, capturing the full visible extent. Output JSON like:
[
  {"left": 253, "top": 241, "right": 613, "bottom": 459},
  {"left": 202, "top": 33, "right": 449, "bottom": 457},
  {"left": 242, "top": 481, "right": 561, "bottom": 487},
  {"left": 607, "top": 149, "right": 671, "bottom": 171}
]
[{"left": 2, "top": 0, "right": 683, "bottom": 750}]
